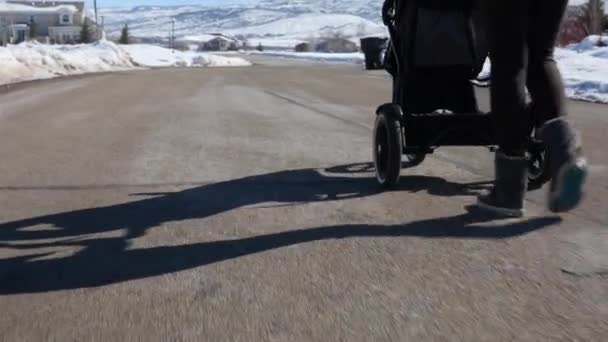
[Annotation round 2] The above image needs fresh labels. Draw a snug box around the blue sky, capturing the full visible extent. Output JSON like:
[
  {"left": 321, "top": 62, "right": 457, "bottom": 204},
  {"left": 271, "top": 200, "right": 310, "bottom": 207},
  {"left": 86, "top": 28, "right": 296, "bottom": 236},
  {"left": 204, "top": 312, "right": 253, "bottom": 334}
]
[{"left": 88, "top": 0, "right": 256, "bottom": 8}]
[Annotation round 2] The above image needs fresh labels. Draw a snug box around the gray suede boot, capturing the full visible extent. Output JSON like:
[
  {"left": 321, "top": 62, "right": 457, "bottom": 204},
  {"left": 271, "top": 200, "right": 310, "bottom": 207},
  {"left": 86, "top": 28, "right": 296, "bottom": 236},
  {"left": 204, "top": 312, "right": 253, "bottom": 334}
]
[
  {"left": 477, "top": 152, "right": 528, "bottom": 217},
  {"left": 539, "top": 118, "right": 588, "bottom": 213}
]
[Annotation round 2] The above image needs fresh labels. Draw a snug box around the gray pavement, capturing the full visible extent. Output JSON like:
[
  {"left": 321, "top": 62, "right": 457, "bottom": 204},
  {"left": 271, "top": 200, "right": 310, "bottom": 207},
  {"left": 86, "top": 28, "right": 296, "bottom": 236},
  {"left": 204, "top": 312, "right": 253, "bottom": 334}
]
[{"left": 0, "top": 59, "right": 606, "bottom": 341}]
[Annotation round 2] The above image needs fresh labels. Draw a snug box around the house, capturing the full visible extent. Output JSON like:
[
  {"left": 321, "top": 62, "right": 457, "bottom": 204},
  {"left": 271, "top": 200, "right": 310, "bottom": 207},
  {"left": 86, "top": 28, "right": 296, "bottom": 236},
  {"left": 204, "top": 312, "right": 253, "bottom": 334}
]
[
  {"left": 558, "top": 5, "right": 589, "bottom": 46},
  {"left": 315, "top": 38, "right": 359, "bottom": 53},
  {"left": 0, "top": 0, "right": 92, "bottom": 45},
  {"left": 294, "top": 42, "right": 311, "bottom": 52},
  {"left": 198, "top": 34, "right": 238, "bottom": 51}
]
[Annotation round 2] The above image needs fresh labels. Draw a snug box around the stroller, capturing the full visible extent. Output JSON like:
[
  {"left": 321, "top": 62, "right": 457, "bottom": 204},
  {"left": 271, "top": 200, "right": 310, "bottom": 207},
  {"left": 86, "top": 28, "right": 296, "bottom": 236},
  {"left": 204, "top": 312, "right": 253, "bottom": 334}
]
[{"left": 374, "top": 0, "right": 550, "bottom": 189}]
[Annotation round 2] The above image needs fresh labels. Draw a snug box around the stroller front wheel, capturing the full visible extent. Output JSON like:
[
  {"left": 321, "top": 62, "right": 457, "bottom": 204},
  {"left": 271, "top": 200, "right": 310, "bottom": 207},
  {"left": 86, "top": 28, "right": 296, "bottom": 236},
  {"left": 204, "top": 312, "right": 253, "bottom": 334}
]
[{"left": 373, "top": 112, "right": 402, "bottom": 188}]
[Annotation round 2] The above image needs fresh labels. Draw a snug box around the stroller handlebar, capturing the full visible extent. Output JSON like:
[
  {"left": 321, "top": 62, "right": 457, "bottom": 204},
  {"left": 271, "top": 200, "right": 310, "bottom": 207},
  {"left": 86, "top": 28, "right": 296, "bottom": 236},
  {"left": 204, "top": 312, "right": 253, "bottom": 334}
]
[{"left": 382, "top": 0, "right": 396, "bottom": 26}]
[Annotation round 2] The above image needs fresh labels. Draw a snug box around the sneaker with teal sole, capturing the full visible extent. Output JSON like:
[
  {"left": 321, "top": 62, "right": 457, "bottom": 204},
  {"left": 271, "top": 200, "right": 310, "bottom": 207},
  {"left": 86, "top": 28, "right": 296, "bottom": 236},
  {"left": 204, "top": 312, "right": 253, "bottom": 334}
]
[
  {"left": 539, "top": 118, "right": 588, "bottom": 213},
  {"left": 548, "top": 157, "right": 588, "bottom": 213}
]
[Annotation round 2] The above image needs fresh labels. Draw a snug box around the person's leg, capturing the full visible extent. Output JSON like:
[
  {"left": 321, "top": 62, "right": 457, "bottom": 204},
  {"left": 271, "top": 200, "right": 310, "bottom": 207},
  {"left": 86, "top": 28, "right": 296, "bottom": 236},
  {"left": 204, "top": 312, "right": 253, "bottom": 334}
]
[
  {"left": 476, "top": 0, "right": 530, "bottom": 217},
  {"left": 487, "top": 0, "right": 530, "bottom": 155},
  {"left": 526, "top": 0, "right": 568, "bottom": 125},
  {"left": 527, "top": 0, "right": 588, "bottom": 213}
]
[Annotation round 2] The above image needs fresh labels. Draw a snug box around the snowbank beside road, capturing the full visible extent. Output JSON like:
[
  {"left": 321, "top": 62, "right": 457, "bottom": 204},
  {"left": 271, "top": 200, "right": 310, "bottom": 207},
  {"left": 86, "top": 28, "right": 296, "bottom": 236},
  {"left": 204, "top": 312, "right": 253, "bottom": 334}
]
[
  {"left": 568, "top": 35, "right": 608, "bottom": 52},
  {"left": 0, "top": 40, "right": 136, "bottom": 86},
  {"left": 121, "top": 44, "right": 252, "bottom": 68},
  {"left": 558, "top": 38, "right": 608, "bottom": 103},
  {"left": 552, "top": 36, "right": 608, "bottom": 103},
  {"left": 0, "top": 41, "right": 252, "bottom": 86}
]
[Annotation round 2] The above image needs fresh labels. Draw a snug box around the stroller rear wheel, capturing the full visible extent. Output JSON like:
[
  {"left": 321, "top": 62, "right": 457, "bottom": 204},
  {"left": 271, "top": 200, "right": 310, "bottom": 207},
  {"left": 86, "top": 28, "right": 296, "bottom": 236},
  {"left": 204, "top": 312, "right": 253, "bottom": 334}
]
[{"left": 373, "top": 112, "right": 402, "bottom": 188}]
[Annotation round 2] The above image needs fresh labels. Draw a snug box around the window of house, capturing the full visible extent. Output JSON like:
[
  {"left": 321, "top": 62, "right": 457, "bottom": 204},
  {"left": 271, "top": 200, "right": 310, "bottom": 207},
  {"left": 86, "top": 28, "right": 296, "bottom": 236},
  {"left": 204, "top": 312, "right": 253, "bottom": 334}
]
[{"left": 62, "top": 14, "right": 70, "bottom": 24}]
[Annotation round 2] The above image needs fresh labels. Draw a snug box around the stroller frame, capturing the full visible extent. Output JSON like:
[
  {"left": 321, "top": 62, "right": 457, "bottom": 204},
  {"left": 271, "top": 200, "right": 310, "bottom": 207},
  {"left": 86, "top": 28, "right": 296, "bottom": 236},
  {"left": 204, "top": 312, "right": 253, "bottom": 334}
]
[{"left": 373, "top": 0, "right": 550, "bottom": 189}]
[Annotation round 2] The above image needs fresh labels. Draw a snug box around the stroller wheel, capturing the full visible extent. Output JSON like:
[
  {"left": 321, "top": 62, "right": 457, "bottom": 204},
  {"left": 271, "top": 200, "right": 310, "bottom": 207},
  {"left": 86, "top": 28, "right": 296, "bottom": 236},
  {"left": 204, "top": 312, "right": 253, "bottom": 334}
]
[
  {"left": 373, "top": 112, "right": 402, "bottom": 188},
  {"left": 527, "top": 141, "right": 551, "bottom": 190}
]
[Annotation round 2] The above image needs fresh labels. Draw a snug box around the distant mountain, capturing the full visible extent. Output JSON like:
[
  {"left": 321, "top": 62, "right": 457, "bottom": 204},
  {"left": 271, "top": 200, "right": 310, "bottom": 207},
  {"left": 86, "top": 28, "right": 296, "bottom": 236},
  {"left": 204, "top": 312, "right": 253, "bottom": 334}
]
[
  {"left": 99, "top": 0, "right": 606, "bottom": 48},
  {"left": 99, "top": 0, "right": 384, "bottom": 47}
]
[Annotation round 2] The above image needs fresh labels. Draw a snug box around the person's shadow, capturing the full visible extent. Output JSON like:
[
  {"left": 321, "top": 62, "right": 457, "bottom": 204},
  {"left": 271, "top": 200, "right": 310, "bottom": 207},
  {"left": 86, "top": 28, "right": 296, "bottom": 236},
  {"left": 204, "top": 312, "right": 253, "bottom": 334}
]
[{"left": 0, "top": 163, "right": 559, "bottom": 294}]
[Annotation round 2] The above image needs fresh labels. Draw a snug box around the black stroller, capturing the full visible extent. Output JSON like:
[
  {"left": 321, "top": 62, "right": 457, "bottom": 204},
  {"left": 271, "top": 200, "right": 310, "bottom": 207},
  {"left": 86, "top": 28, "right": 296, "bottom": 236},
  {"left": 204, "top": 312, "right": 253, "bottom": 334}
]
[{"left": 373, "top": 0, "right": 550, "bottom": 189}]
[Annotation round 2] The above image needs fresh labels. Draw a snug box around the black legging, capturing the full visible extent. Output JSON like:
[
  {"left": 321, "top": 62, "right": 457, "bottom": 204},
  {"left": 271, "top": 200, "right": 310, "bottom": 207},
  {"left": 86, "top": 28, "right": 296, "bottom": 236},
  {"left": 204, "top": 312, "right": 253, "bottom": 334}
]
[{"left": 484, "top": 0, "right": 569, "bottom": 155}]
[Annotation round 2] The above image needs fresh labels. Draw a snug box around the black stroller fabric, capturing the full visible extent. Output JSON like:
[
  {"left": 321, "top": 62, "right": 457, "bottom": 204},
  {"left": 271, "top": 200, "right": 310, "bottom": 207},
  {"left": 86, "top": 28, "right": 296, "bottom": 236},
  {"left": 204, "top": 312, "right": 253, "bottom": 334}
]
[{"left": 384, "top": 0, "right": 488, "bottom": 114}]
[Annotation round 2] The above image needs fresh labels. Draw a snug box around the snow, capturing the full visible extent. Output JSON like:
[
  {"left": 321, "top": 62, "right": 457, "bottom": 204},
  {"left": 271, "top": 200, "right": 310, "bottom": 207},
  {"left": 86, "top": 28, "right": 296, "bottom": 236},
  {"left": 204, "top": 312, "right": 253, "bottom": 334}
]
[
  {"left": 121, "top": 44, "right": 252, "bottom": 67},
  {"left": 0, "top": 41, "right": 251, "bottom": 86},
  {"left": 100, "top": 5, "right": 385, "bottom": 48},
  {"left": 559, "top": 36, "right": 608, "bottom": 102},
  {"left": 476, "top": 36, "right": 608, "bottom": 103},
  {"left": 567, "top": 35, "right": 608, "bottom": 52},
  {"left": 0, "top": 40, "right": 136, "bottom": 85},
  {"left": 224, "top": 13, "right": 383, "bottom": 37}
]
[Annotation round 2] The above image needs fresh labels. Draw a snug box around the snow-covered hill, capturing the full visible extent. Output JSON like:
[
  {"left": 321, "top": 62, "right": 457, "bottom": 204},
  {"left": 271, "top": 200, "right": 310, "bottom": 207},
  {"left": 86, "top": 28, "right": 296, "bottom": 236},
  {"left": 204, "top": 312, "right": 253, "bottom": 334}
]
[
  {"left": 99, "top": 0, "right": 606, "bottom": 48},
  {"left": 100, "top": 0, "right": 383, "bottom": 48}
]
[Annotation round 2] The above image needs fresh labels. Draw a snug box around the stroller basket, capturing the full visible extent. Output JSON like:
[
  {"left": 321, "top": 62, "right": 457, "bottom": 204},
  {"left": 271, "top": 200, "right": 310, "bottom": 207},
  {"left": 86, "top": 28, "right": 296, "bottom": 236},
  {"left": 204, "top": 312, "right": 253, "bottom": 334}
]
[{"left": 383, "top": 0, "right": 488, "bottom": 114}]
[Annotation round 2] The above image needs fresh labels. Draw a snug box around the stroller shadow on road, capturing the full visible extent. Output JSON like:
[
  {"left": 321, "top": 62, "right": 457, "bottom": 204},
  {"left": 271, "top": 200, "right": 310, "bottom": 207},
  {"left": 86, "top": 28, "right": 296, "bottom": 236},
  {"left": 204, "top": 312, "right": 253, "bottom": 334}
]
[{"left": 0, "top": 164, "right": 559, "bottom": 294}]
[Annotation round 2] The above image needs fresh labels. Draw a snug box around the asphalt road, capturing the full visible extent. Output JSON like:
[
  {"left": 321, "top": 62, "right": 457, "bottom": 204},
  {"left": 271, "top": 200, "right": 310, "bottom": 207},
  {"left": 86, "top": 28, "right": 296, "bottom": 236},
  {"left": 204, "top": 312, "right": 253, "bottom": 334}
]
[{"left": 1, "top": 57, "right": 606, "bottom": 341}]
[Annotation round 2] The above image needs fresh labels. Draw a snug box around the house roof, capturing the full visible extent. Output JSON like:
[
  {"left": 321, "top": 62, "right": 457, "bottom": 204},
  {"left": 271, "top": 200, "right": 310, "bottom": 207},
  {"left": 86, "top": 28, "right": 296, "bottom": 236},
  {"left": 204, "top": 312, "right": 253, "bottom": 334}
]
[
  {"left": 208, "top": 36, "right": 235, "bottom": 42},
  {"left": 0, "top": 2, "right": 78, "bottom": 14},
  {"left": 182, "top": 33, "right": 238, "bottom": 43},
  {"left": 6, "top": 0, "right": 83, "bottom": 4}
]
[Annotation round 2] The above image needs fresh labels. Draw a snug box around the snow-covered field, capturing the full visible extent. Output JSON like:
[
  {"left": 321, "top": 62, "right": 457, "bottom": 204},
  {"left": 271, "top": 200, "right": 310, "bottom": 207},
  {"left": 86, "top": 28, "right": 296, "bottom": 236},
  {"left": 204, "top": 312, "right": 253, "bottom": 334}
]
[{"left": 0, "top": 41, "right": 251, "bottom": 86}]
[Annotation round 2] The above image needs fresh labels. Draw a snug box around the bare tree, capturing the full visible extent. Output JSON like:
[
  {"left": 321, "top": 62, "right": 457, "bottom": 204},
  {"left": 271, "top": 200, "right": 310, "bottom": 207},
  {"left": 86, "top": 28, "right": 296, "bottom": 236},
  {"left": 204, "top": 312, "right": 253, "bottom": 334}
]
[
  {"left": 356, "top": 23, "right": 367, "bottom": 38},
  {"left": 582, "top": 0, "right": 605, "bottom": 35}
]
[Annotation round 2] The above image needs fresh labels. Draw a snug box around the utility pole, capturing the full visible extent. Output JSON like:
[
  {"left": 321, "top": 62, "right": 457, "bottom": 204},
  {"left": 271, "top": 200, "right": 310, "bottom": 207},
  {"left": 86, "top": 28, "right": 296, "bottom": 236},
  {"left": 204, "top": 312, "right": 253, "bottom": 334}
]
[
  {"left": 94, "top": 0, "right": 99, "bottom": 26},
  {"left": 100, "top": 15, "right": 105, "bottom": 40},
  {"left": 587, "top": 0, "right": 603, "bottom": 35},
  {"left": 171, "top": 19, "right": 175, "bottom": 53}
]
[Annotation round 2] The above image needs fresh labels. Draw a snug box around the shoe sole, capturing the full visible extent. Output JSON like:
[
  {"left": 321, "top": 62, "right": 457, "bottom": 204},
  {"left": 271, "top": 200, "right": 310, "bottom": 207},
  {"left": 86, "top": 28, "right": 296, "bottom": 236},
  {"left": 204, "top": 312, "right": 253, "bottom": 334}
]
[
  {"left": 476, "top": 198, "right": 525, "bottom": 218},
  {"left": 549, "top": 158, "right": 588, "bottom": 213}
]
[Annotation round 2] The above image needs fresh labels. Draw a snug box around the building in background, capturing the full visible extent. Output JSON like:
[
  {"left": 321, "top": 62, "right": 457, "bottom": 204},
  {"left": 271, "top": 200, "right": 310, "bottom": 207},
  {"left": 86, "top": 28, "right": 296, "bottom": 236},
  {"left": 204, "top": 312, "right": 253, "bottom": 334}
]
[
  {"left": 0, "top": 0, "right": 96, "bottom": 44},
  {"left": 294, "top": 42, "right": 311, "bottom": 52},
  {"left": 314, "top": 37, "right": 358, "bottom": 53},
  {"left": 197, "top": 34, "right": 239, "bottom": 51}
]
